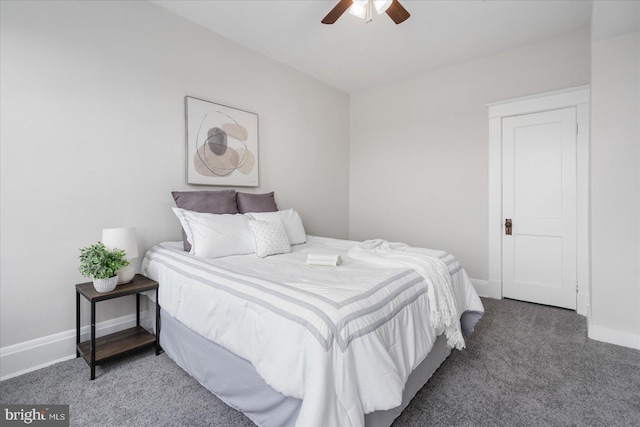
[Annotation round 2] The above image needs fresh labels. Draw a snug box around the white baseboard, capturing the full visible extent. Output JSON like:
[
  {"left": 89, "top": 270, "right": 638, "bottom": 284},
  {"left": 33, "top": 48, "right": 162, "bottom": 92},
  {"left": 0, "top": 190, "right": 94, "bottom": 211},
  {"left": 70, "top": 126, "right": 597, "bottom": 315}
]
[
  {"left": 0, "top": 311, "right": 150, "bottom": 381},
  {"left": 587, "top": 316, "right": 640, "bottom": 350},
  {"left": 470, "top": 278, "right": 502, "bottom": 300}
]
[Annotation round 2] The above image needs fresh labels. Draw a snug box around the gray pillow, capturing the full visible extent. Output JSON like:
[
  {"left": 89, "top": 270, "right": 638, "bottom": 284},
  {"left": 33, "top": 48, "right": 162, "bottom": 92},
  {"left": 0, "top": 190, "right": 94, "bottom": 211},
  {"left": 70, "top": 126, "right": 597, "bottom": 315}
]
[
  {"left": 171, "top": 190, "right": 239, "bottom": 251},
  {"left": 236, "top": 191, "right": 278, "bottom": 214}
]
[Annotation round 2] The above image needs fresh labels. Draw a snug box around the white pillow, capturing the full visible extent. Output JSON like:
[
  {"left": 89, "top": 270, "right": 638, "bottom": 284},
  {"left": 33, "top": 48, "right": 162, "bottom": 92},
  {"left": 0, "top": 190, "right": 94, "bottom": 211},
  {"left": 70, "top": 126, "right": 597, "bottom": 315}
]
[
  {"left": 245, "top": 209, "right": 306, "bottom": 245},
  {"left": 247, "top": 219, "right": 291, "bottom": 258},
  {"left": 172, "top": 208, "right": 254, "bottom": 258}
]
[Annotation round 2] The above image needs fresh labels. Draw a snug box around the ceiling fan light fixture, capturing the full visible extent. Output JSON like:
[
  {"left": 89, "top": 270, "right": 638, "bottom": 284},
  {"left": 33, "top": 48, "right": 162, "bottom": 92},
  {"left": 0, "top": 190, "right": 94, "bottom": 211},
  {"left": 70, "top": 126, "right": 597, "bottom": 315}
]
[
  {"left": 373, "top": 0, "right": 392, "bottom": 14},
  {"left": 348, "top": 1, "right": 368, "bottom": 19},
  {"left": 322, "top": 0, "right": 410, "bottom": 25}
]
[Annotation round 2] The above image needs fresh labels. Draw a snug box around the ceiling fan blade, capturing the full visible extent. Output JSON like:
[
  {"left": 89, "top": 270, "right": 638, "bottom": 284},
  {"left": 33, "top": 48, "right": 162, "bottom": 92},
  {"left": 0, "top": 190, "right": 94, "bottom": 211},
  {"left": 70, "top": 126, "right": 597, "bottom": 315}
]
[
  {"left": 321, "top": 0, "right": 354, "bottom": 24},
  {"left": 385, "top": 0, "right": 410, "bottom": 24}
]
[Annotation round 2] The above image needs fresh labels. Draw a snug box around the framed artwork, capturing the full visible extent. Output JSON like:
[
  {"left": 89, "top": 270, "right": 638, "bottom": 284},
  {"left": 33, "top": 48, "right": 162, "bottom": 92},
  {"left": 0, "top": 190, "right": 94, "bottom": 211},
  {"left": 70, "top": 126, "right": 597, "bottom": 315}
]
[{"left": 185, "top": 96, "right": 259, "bottom": 186}]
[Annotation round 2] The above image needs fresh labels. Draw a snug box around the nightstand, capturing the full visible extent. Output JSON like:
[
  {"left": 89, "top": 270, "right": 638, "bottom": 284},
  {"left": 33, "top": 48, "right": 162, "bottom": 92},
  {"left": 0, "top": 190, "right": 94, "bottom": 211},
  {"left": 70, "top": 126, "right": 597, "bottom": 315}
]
[{"left": 76, "top": 274, "right": 161, "bottom": 380}]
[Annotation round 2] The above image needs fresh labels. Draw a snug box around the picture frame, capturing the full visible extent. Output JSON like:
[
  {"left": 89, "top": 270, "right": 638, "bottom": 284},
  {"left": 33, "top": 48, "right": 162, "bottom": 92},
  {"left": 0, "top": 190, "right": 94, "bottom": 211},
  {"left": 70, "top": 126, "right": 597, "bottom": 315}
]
[{"left": 185, "top": 96, "right": 259, "bottom": 186}]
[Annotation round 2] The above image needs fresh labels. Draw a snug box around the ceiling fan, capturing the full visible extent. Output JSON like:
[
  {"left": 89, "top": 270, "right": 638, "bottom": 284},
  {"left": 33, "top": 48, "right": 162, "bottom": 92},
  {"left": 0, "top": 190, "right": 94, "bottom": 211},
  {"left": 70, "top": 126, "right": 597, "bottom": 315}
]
[{"left": 322, "top": 0, "right": 410, "bottom": 25}]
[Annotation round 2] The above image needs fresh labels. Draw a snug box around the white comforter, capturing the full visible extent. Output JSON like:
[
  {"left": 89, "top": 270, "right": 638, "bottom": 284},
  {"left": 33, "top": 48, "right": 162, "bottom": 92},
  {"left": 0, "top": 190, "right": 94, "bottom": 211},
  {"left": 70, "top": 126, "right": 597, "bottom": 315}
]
[{"left": 142, "top": 236, "right": 483, "bottom": 427}]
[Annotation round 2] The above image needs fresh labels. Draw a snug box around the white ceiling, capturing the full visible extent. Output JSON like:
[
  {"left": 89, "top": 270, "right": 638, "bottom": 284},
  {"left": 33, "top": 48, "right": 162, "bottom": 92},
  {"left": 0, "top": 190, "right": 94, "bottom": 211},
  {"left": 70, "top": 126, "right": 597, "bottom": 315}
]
[{"left": 152, "top": 0, "right": 593, "bottom": 93}]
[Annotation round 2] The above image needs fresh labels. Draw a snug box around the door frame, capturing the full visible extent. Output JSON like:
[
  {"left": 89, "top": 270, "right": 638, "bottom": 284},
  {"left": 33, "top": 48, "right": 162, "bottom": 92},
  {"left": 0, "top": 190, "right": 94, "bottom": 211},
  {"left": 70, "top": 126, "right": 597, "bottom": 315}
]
[{"left": 486, "top": 86, "right": 590, "bottom": 315}]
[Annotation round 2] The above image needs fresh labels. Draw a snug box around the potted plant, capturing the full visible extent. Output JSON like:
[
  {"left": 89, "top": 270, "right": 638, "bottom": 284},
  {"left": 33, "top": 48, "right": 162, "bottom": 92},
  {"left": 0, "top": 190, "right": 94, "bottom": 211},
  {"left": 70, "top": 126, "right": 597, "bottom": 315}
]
[{"left": 79, "top": 242, "right": 130, "bottom": 292}]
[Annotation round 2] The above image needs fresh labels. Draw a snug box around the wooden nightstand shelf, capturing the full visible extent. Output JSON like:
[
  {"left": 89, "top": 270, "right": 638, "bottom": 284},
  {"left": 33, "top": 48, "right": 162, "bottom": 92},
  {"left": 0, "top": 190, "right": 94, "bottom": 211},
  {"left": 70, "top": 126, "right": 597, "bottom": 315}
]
[{"left": 76, "top": 274, "right": 161, "bottom": 380}]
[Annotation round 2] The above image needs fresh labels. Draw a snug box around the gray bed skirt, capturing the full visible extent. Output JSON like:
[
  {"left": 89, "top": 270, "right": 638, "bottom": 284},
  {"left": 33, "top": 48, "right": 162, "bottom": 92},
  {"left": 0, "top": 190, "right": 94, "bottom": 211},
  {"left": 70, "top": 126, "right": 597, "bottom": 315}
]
[{"left": 157, "top": 306, "right": 482, "bottom": 427}]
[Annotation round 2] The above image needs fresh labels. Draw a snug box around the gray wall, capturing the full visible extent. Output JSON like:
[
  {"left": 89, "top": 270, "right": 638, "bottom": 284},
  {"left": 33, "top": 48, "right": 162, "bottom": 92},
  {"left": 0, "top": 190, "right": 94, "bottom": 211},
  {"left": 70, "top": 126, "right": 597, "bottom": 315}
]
[
  {"left": 349, "top": 31, "right": 591, "bottom": 280},
  {"left": 590, "top": 1, "right": 640, "bottom": 338},
  {"left": 0, "top": 0, "right": 350, "bottom": 347}
]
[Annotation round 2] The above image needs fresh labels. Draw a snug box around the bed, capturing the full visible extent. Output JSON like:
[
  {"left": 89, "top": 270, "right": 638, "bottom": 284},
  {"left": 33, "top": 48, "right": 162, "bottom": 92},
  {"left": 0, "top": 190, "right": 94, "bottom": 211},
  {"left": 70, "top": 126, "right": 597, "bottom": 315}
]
[
  {"left": 141, "top": 189, "right": 482, "bottom": 426},
  {"left": 141, "top": 233, "right": 483, "bottom": 427}
]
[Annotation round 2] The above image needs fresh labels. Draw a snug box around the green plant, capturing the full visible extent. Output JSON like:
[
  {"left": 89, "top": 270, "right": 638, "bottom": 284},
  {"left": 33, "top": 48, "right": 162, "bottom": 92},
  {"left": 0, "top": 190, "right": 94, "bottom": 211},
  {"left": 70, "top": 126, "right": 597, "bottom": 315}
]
[{"left": 78, "top": 242, "right": 130, "bottom": 280}]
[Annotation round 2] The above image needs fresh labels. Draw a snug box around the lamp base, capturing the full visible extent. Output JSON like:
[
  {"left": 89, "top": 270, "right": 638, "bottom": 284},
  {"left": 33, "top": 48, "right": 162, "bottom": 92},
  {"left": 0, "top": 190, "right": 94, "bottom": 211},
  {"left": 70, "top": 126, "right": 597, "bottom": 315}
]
[{"left": 116, "top": 264, "right": 135, "bottom": 284}]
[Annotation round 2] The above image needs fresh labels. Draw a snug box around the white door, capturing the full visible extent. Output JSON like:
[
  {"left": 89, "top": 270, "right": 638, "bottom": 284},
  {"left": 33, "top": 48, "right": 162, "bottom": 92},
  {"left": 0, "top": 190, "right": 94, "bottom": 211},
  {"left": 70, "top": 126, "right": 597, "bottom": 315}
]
[{"left": 502, "top": 108, "right": 577, "bottom": 310}]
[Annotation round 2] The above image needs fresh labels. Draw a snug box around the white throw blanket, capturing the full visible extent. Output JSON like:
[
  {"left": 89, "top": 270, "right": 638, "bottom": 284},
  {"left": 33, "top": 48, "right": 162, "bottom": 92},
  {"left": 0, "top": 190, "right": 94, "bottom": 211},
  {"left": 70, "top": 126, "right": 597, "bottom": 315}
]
[{"left": 348, "top": 239, "right": 465, "bottom": 350}]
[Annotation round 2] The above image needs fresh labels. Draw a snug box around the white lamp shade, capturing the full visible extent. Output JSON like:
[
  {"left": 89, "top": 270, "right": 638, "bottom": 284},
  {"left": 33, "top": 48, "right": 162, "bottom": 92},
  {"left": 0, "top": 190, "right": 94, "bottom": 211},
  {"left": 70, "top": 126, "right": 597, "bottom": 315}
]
[
  {"left": 374, "top": 0, "right": 392, "bottom": 14},
  {"left": 102, "top": 227, "right": 139, "bottom": 259},
  {"left": 349, "top": 0, "right": 368, "bottom": 18}
]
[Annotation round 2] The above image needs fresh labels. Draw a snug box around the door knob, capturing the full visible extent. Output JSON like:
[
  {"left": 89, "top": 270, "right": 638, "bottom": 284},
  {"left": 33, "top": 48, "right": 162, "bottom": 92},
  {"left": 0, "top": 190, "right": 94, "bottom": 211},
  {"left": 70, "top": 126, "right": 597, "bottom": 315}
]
[{"left": 505, "top": 218, "right": 512, "bottom": 235}]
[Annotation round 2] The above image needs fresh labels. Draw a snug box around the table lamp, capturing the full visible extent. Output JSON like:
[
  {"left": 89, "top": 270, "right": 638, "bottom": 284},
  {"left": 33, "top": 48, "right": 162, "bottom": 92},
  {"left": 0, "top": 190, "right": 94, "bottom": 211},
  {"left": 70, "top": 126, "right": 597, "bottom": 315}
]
[{"left": 102, "top": 226, "right": 139, "bottom": 284}]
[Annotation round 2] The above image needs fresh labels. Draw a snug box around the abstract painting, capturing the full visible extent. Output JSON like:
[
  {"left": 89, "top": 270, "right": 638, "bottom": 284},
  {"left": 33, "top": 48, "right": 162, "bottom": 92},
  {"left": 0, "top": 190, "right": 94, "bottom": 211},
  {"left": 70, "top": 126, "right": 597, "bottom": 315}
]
[{"left": 185, "top": 96, "right": 259, "bottom": 186}]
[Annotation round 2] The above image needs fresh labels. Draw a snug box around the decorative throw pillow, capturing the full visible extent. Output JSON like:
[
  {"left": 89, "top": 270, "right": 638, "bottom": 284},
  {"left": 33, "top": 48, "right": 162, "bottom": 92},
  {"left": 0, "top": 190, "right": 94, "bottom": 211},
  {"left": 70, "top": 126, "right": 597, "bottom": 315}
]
[
  {"left": 171, "top": 208, "right": 254, "bottom": 259},
  {"left": 245, "top": 209, "right": 307, "bottom": 245},
  {"left": 247, "top": 219, "right": 291, "bottom": 258},
  {"left": 236, "top": 191, "right": 278, "bottom": 214},
  {"left": 171, "top": 190, "right": 239, "bottom": 251}
]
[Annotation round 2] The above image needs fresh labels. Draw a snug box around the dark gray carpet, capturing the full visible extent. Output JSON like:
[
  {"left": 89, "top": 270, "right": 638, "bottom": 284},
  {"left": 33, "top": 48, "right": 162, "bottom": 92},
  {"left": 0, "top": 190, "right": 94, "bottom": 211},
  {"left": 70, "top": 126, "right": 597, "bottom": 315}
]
[{"left": 1, "top": 298, "right": 639, "bottom": 426}]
